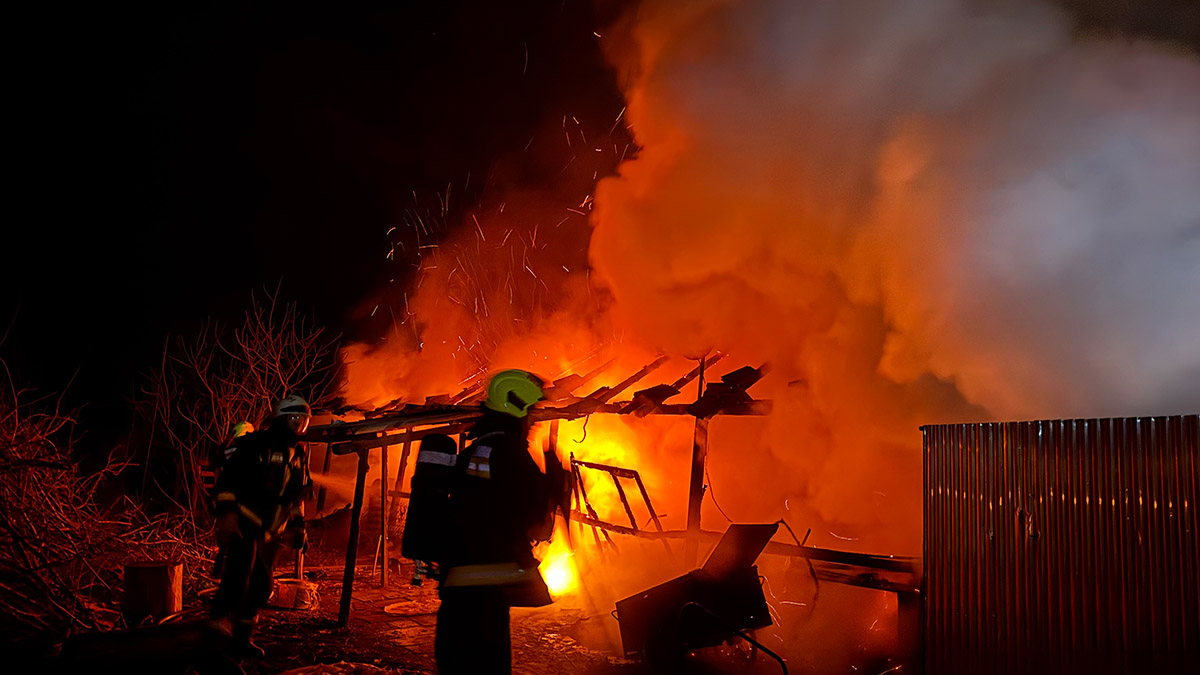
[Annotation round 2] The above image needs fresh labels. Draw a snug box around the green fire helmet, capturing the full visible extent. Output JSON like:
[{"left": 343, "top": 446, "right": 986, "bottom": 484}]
[
  {"left": 483, "top": 369, "right": 545, "bottom": 418},
  {"left": 231, "top": 421, "right": 255, "bottom": 438}
]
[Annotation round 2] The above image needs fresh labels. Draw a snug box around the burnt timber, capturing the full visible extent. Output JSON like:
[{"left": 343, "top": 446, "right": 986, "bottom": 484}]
[{"left": 302, "top": 354, "right": 916, "bottom": 648}]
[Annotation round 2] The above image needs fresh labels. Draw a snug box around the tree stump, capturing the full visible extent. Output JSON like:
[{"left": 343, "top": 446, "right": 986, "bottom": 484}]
[{"left": 122, "top": 560, "right": 183, "bottom": 626}]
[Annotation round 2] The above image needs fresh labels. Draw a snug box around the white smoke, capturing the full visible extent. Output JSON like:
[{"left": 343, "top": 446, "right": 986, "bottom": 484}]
[{"left": 593, "top": 0, "right": 1200, "bottom": 421}]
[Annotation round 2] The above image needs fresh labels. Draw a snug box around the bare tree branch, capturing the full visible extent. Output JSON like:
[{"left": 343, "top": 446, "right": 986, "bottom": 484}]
[{"left": 133, "top": 288, "right": 341, "bottom": 514}]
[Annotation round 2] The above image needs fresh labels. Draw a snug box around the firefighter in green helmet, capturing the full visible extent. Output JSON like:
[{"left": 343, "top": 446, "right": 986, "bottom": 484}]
[
  {"left": 433, "top": 369, "right": 557, "bottom": 674},
  {"left": 209, "top": 419, "right": 257, "bottom": 582}
]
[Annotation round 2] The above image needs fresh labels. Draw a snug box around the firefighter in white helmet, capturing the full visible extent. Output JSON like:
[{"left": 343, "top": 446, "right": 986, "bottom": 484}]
[
  {"left": 210, "top": 394, "right": 312, "bottom": 657},
  {"left": 433, "top": 369, "right": 556, "bottom": 674}
]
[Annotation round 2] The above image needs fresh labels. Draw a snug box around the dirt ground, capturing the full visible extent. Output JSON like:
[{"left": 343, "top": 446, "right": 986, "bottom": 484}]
[
  {"left": 238, "top": 561, "right": 799, "bottom": 675},
  {"left": 29, "top": 555, "right": 892, "bottom": 674},
  {"left": 242, "top": 563, "right": 640, "bottom": 675}
]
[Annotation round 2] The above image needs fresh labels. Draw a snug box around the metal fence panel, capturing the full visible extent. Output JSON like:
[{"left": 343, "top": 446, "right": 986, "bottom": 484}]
[{"left": 923, "top": 415, "right": 1199, "bottom": 674}]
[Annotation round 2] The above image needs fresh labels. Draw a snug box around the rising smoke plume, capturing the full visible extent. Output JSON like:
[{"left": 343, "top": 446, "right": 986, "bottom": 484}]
[
  {"left": 343, "top": 0, "right": 1200, "bottom": 558},
  {"left": 594, "top": 0, "right": 1200, "bottom": 420},
  {"left": 330, "top": 1, "right": 1199, "bottom": 667},
  {"left": 588, "top": 0, "right": 1200, "bottom": 551}
]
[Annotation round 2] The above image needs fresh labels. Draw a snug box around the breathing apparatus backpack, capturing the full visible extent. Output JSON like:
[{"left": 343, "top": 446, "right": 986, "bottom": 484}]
[{"left": 400, "top": 433, "right": 459, "bottom": 580}]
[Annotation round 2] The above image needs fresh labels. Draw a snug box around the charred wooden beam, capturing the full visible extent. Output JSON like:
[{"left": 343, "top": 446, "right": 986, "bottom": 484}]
[
  {"left": 316, "top": 442, "right": 334, "bottom": 514},
  {"left": 308, "top": 408, "right": 481, "bottom": 440},
  {"left": 654, "top": 400, "right": 772, "bottom": 416},
  {"left": 572, "top": 458, "right": 642, "bottom": 480},
  {"left": 386, "top": 437, "right": 413, "bottom": 536},
  {"left": 687, "top": 363, "right": 769, "bottom": 418},
  {"left": 337, "top": 449, "right": 370, "bottom": 626},
  {"left": 328, "top": 422, "right": 475, "bottom": 454},
  {"left": 569, "top": 514, "right": 920, "bottom": 591},
  {"left": 586, "top": 355, "right": 670, "bottom": 403},
  {"left": 544, "top": 357, "right": 617, "bottom": 401},
  {"left": 380, "top": 443, "right": 389, "bottom": 587},
  {"left": 310, "top": 391, "right": 769, "bottom": 445},
  {"left": 622, "top": 352, "right": 729, "bottom": 416},
  {"left": 685, "top": 356, "right": 710, "bottom": 565},
  {"left": 571, "top": 511, "right": 639, "bottom": 536},
  {"left": 620, "top": 383, "right": 680, "bottom": 416},
  {"left": 448, "top": 377, "right": 488, "bottom": 405}
]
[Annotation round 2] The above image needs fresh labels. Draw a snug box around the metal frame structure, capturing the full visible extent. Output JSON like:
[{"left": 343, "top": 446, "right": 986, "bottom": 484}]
[{"left": 570, "top": 456, "right": 671, "bottom": 553}]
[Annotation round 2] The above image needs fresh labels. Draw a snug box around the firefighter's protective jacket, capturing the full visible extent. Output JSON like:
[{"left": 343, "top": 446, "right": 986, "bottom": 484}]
[
  {"left": 214, "top": 425, "right": 310, "bottom": 541},
  {"left": 439, "top": 415, "right": 553, "bottom": 605}
]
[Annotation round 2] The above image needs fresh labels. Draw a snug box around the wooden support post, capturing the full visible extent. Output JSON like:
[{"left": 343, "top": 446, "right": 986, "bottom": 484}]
[
  {"left": 380, "top": 444, "right": 389, "bottom": 587},
  {"left": 316, "top": 442, "right": 333, "bottom": 514},
  {"left": 685, "top": 356, "right": 708, "bottom": 566},
  {"left": 387, "top": 438, "right": 413, "bottom": 535},
  {"left": 548, "top": 420, "right": 563, "bottom": 528},
  {"left": 547, "top": 419, "right": 560, "bottom": 464},
  {"left": 337, "top": 449, "right": 370, "bottom": 627}
]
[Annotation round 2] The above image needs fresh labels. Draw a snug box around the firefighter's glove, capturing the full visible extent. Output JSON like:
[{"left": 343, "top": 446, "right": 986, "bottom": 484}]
[{"left": 216, "top": 512, "right": 241, "bottom": 548}]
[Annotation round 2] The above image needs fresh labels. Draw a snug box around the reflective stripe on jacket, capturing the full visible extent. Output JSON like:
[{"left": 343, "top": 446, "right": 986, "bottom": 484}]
[{"left": 442, "top": 562, "right": 553, "bottom": 608}]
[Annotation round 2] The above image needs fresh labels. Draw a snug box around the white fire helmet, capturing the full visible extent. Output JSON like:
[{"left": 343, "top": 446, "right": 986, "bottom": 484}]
[{"left": 272, "top": 394, "right": 311, "bottom": 435}]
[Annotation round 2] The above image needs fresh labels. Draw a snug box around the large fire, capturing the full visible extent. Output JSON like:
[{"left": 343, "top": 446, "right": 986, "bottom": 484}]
[
  {"left": 336, "top": 0, "right": 1199, "bottom": 666},
  {"left": 526, "top": 402, "right": 696, "bottom": 600}
]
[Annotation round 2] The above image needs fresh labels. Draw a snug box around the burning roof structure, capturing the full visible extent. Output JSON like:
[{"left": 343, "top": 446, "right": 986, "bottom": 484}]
[{"left": 306, "top": 353, "right": 923, "bottom": 668}]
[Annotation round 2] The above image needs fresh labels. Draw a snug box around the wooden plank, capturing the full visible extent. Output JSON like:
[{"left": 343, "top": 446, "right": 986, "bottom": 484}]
[
  {"left": 380, "top": 444, "right": 389, "bottom": 587},
  {"left": 337, "top": 450, "right": 370, "bottom": 627},
  {"left": 316, "top": 442, "right": 333, "bottom": 514},
  {"left": 122, "top": 561, "right": 182, "bottom": 625},
  {"left": 330, "top": 423, "right": 474, "bottom": 454},
  {"left": 685, "top": 356, "right": 709, "bottom": 566},
  {"left": 655, "top": 401, "right": 772, "bottom": 416},
  {"left": 591, "top": 356, "right": 671, "bottom": 403},
  {"left": 309, "top": 409, "right": 482, "bottom": 440},
  {"left": 566, "top": 514, "right": 919, "bottom": 578},
  {"left": 386, "top": 438, "right": 413, "bottom": 536},
  {"left": 312, "top": 398, "right": 770, "bottom": 450}
]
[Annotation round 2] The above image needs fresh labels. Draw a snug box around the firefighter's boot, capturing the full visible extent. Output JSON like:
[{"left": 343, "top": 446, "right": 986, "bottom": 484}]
[{"left": 232, "top": 617, "right": 266, "bottom": 658}]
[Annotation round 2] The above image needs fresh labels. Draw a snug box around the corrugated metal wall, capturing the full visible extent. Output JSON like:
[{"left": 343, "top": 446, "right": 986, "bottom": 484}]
[{"left": 923, "top": 415, "right": 1199, "bottom": 674}]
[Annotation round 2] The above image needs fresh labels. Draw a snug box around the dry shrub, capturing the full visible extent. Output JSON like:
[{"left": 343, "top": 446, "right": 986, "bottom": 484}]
[
  {"left": 0, "top": 363, "right": 213, "bottom": 644},
  {"left": 0, "top": 290, "right": 341, "bottom": 645},
  {"left": 134, "top": 288, "right": 341, "bottom": 515}
]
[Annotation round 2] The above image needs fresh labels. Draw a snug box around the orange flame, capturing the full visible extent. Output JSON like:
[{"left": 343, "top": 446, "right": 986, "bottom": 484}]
[{"left": 538, "top": 526, "right": 579, "bottom": 598}]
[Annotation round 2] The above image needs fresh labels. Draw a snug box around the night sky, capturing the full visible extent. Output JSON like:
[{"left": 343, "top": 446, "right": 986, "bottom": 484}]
[
  {"left": 4, "top": 0, "right": 1196, "bottom": 449},
  {"left": 5, "top": 1, "right": 630, "bottom": 448}
]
